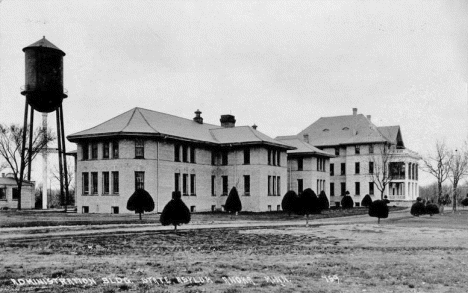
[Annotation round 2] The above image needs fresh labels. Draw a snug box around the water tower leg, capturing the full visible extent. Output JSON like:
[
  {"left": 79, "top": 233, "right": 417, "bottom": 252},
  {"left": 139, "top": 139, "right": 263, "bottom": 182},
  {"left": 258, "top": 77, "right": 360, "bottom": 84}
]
[
  {"left": 42, "top": 113, "right": 48, "bottom": 209},
  {"left": 18, "top": 100, "right": 30, "bottom": 210},
  {"left": 27, "top": 109, "right": 34, "bottom": 181},
  {"left": 55, "top": 109, "right": 64, "bottom": 209},
  {"left": 59, "top": 106, "right": 70, "bottom": 212}
]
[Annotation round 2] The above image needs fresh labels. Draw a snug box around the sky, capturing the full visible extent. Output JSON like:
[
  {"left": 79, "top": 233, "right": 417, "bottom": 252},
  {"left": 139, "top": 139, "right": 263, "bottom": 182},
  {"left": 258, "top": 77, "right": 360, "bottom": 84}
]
[{"left": 0, "top": 0, "right": 467, "bottom": 187}]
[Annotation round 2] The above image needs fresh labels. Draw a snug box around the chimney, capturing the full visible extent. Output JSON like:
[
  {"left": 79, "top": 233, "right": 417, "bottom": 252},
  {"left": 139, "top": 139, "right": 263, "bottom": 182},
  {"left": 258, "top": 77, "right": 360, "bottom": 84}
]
[
  {"left": 252, "top": 124, "right": 257, "bottom": 130},
  {"left": 303, "top": 134, "right": 309, "bottom": 143},
  {"left": 193, "top": 109, "right": 203, "bottom": 124},
  {"left": 220, "top": 114, "right": 236, "bottom": 128},
  {"left": 352, "top": 108, "right": 357, "bottom": 116},
  {"left": 367, "top": 115, "right": 371, "bottom": 121}
]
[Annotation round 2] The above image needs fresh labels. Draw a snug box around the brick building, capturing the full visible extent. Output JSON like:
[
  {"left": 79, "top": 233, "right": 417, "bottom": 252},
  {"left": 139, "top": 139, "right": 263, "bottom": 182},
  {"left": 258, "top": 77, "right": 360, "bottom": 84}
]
[
  {"left": 292, "top": 108, "right": 420, "bottom": 206},
  {"left": 67, "top": 108, "right": 293, "bottom": 214}
]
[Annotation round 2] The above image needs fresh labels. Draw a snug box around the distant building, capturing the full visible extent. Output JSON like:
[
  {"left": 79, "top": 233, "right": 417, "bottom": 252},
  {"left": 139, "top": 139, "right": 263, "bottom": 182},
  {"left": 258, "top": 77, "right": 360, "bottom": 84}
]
[
  {"left": 67, "top": 108, "right": 293, "bottom": 214},
  {"left": 0, "top": 173, "right": 35, "bottom": 209},
  {"left": 285, "top": 108, "right": 420, "bottom": 207}
]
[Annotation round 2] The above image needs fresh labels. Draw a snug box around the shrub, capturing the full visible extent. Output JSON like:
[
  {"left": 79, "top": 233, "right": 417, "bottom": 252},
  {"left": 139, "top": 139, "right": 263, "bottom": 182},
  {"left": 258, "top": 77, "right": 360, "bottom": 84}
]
[
  {"left": 160, "top": 191, "right": 191, "bottom": 230},
  {"left": 361, "top": 194, "right": 373, "bottom": 207},
  {"left": 368, "top": 200, "right": 389, "bottom": 224},
  {"left": 461, "top": 197, "right": 468, "bottom": 207},
  {"left": 282, "top": 190, "right": 299, "bottom": 216},
  {"left": 225, "top": 187, "right": 242, "bottom": 214},
  {"left": 410, "top": 199, "right": 426, "bottom": 217},
  {"left": 341, "top": 195, "right": 354, "bottom": 209},
  {"left": 297, "top": 188, "right": 320, "bottom": 226},
  {"left": 425, "top": 203, "right": 439, "bottom": 216},
  {"left": 126, "top": 189, "right": 155, "bottom": 220},
  {"left": 318, "top": 190, "right": 330, "bottom": 210}
]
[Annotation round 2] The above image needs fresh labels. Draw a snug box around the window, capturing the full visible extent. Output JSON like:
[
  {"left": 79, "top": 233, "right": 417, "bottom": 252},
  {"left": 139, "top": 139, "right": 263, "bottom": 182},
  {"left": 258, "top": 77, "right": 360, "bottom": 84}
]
[
  {"left": 211, "top": 151, "right": 216, "bottom": 165},
  {"left": 190, "top": 147, "right": 196, "bottom": 163},
  {"left": 183, "top": 174, "right": 188, "bottom": 195},
  {"left": 340, "top": 182, "right": 346, "bottom": 196},
  {"left": 268, "top": 205, "right": 272, "bottom": 212},
  {"left": 355, "top": 162, "right": 360, "bottom": 174},
  {"left": 277, "top": 176, "right": 281, "bottom": 196},
  {"left": 83, "top": 173, "right": 89, "bottom": 194},
  {"left": 91, "top": 172, "right": 98, "bottom": 194},
  {"left": 111, "top": 206, "right": 119, "bottom": 214},
  {"left": 190, "top": 206, "right": 196, "bottom": 212},
  {"left": 82, "top": 143, "right": 89, "bottom": 160},
  {"left": 211, "top": 205, "right": 216, "bottom": 212},
  {"left": 91, "top": 143, "right": 98, "bottom": 159},
  {"left": 190, "top": 174, "right": 196, "bottom": 196},
  {"left": 297, "top": 179, "right": 303, "bottom": 194},
  {"left": 103, "top": 143, "right": 109, "bottom": 159},
  {"left": 112, "top": 141, "right": 119, "bottom": 158},
  {"left": 355, "top": 182, "right": 360, "bottom": 195},
  {"left": 297, "top": 157, "right": 303, "bottom": 171},
  {"left": 102, "top": 172, "right": 110, "bottom": 194},
  {"left": 12, "top": 188, "right": 19, "bottom": 200},
  {"left": 112, "top": 171, "right": 119, "bottom": 194},
  {"left": 277, "top": 151, "right": 281, "bottom": 166},
  {"left": 272, "top": 150, "right": 276, "bottom": 166},
  {"left": 272, "top": 176, "right": 277, "bottom": 196},
  {"left": 268, "top": 176, "right": 271, "bottom": 196},
  {"left": 222, "top": 176, "right": 228, "bottom": 195},
  {"left": 135, "top": 140, "right": 144, "bottom": 159},
  {"left": 355, "top": 145, "right": 360, "bottom": 154},
  {"left": 82, "top": 206, "right": 89, "bottom": 213},
  {"left": 135, "top": 171, "right": 145, "bottom": 190},
  {"left": 355, "top": 203, "right": 360, "bottom": 207},
  {"left": 268, "top": 150, "right": 271, "bottom": 165},
  {"left": 369, "top": 144, "right": 374, "bottom": 154},
  {"left": 174, "top": 173, "right": 180, "bottom": 192},
  {"left": 369, "top": 162, "right": 374, "bottom": 174},
  {"left": 335, "top": 147, "right": 339, "bottom": 156},
  {"left": 244, "top": 148, "right": 250, "bottom": 165},
  {"left": 330, "top": 183, "right": 335, "bottom": 196},
  {"left": 222, "top": 152, "right": 228, "bottom": 165},
  {"left": 182, "top": 145, "right": 188, "bottom": 162},
  {"left": 0, "top": 188, "right": 6, "bottom": 200},
  {"left": 369, "top": 182, "right": 374, "bottom": 195},
  {"left": 317, "top": 158, "right": 325, "bottom": 171},
  {"left": 330, "top": 163, "right": 334, "bottom": 176},
  {"left": 244, "top": 175, "right": 250, "bottom": 195},
  {"left": 211, "top": 175, "right": 216, "bottom": 196},
  {"left": 174, "top": 145, "right": 180, "bottom": 162},
  {"left": 389, "top": 162, "right": 405, "bottom": 179},
  {"left": 277, "top": 205, "right": 281, "bottom": 211},
  {"left": 341, "top": 163, "right": 346, "bottom": 175}
]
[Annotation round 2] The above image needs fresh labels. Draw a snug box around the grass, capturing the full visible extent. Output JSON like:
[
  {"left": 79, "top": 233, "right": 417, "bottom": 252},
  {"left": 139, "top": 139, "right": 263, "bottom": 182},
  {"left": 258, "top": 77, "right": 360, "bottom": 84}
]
[
  {"left": 0, "top": 207, "right": 405, "bottom": 228},
  {"left": 0, "top": 210, "right": 467, "bottom": 292}
]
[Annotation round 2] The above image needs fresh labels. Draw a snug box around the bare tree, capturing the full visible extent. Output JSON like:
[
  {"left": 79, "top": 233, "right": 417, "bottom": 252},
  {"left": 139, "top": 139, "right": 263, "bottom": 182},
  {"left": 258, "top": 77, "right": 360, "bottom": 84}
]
[
  {"left": 0, "top": 123, "right": 55, "bottom": 209},
  {"left": 421, "top": 140, "right": 452, "bottom": 205},
  {"left": 448, "top": 145, "right": 468, "bottom": 212},
  {"left": 368, "top": 142, "right": 396, "bottom": 199}
]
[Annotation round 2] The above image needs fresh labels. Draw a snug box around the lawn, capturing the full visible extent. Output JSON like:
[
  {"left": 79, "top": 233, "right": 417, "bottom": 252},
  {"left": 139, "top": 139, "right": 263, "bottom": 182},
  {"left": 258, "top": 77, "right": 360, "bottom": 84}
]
[
  {"left": 0, "top": 207, "right": 404, "bottom": 228},
  {"left": 1, "top": 210, "right": 467, "bottom": 292}
]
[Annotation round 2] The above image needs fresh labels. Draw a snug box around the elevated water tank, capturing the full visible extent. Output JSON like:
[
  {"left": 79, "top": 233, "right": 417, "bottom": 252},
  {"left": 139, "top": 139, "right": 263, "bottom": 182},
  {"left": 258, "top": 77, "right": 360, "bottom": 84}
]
[{"left": 21, "top": 37, "right": 67, "bottom": 113}]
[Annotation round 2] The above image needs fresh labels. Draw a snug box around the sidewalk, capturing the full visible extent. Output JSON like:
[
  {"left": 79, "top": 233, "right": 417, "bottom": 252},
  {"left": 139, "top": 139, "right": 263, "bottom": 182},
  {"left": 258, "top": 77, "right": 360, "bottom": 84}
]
[{"left": 0, "top": 208, "right": 411, "bottom": 241}]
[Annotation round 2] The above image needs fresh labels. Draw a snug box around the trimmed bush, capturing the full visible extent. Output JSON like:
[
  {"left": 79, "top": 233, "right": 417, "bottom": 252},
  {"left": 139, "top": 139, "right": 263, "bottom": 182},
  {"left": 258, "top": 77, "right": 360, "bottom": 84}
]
[
  {"left": 126, "top": 189, "right": 155, "bottom": 220},
  {"left": 297, "top": 188, "right": 320, "bottom": 226},
  {"left": 361, "top": 194, "right": 373, "bottom": 207},
  {"left": 368, "top": 200, "right": 389, "bottom": 223},
  {"left": 225, "top": 187, "right": 242, "bottom": 214},
  {"left": 425, "top": 203, "right": 439, "bottom": 216},
  {"left": 282, "top": 190, "right": 299, "bottom": 216},
  {"left": 160, "top": 191, "right": 191, "bottom": 230},
  {"left": 410, "top": 198, "right": 426, "bottom": 217},
  {"left": 318, "top": 191, "right": 330, "bottom": 210},
  {"left": 341, "top": 195, "right": 354, "bottom": 209},
  {"left": 461, "top": 197, "right": 468, "bottom": 207}
]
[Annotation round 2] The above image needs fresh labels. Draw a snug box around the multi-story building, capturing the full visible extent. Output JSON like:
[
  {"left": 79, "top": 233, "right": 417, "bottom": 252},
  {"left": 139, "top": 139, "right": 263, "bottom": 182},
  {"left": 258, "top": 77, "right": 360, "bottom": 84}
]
[
  {"left": 67, "top": 107, "right": 293, "bottom": 214},
  {"left": 293, "top": 108, "right": 420, "bottom": 207},
  {"left": 275, "top": 137, "right": 334, "bottom": 196}
]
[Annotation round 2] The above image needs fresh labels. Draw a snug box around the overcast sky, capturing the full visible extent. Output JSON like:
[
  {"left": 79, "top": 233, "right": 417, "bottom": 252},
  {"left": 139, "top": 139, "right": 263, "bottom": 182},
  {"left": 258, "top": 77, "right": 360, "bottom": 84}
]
[{"left": 0, "top": 0, "right": 467, "bottom": 186}]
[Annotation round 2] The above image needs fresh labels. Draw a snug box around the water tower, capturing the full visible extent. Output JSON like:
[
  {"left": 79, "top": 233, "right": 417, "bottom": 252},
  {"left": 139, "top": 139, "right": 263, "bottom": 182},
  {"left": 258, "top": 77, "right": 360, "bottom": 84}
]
[{"left": 18, "top": 37, "right": 70, "bottom": 210}]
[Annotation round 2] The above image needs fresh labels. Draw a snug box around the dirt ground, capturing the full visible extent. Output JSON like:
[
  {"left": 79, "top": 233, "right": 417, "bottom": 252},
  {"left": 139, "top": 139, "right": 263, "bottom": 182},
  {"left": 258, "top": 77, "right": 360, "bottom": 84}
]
[{"left": 1, "top": 211, "right": 467, "bottom": 293}]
